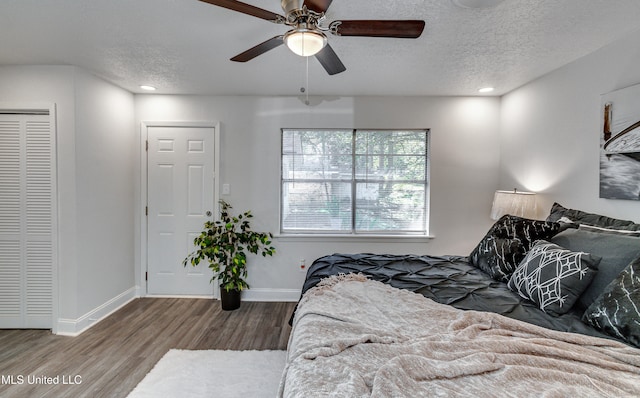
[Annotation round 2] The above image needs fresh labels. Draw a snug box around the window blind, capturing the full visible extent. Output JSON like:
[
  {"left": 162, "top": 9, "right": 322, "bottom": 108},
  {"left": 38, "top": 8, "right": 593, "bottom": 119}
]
[{"left": 281, "top": 129, "right": 429, "bottom": 235}]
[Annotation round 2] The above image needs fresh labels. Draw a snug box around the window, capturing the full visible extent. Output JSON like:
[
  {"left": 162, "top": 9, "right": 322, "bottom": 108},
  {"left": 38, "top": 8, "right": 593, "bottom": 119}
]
[{"left": 281, "top": 129, "right": 429, "bottom": 235}]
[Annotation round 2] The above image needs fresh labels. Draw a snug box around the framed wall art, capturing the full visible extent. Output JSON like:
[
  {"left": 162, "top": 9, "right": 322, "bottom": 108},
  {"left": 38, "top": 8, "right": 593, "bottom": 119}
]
[{"left": 600, "top": 83, "right": 640, "bottom": 200}]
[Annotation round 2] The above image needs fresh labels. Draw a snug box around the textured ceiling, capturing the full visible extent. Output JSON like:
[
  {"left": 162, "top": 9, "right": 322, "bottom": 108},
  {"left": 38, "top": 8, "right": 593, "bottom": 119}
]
[{"left": 1, "top": 0, "right": 640, "bottom": 96}]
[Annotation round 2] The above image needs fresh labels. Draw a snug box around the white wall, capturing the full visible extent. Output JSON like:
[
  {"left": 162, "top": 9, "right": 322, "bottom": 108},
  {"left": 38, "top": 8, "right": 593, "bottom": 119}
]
[
  {"left": 135, "top": 95, "right": 501, "bottom": 297},
  {"left": 73, "top": 69, "right": 136, "bottom": 319},
  {"left": 500, "top": 28, "right": 640, "bottom": 222},
  {"left": 0, "top": 66, "right": 136, "bottom": 332}
]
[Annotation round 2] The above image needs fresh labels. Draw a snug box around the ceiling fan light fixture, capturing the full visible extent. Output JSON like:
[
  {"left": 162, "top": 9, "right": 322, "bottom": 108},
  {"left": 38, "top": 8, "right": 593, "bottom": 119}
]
[{"left": 284, "top": 30, "right": 327, "bottom": 57}]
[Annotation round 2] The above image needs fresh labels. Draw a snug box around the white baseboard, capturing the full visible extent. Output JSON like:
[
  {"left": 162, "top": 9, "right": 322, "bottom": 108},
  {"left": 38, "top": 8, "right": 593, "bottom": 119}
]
[
  {"left": 56, "top": 287, "right": 137, "bottom": 336},
  {"left": 241, "top": 288, "right": 301, "bottom": 302},
  {"left": 135, "top": 283, "right": 144, "bottom": 298},
  {"left": 144, "top": 294, "right": 215, "bottom": 299}
]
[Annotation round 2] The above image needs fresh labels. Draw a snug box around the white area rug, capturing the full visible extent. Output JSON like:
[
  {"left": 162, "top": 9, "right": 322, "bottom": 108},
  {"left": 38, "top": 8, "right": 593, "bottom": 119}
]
[{"left": 127, "top": 349, "right": 287, "bottom": 398}]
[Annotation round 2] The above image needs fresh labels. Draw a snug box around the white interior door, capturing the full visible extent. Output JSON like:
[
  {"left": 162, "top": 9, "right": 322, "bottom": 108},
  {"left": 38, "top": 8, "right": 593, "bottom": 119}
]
[{"left": 147, "top": 125, "right": 215, "bottom": 295}]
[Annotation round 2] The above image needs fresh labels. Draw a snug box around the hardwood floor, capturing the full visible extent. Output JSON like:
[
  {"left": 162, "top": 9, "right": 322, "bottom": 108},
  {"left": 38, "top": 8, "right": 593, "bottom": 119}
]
[{"left": 0, "top": 298, "right": 296, "bottom": 398}]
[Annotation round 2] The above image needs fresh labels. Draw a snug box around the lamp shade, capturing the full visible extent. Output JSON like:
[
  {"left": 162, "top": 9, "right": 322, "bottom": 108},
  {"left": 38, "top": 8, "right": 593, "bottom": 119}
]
[
  {"left": 490, "top": 190, "right": 537, "bottom": 220},
  {"left": 284, "top": 30, "right": 327, "bottom": 57}
]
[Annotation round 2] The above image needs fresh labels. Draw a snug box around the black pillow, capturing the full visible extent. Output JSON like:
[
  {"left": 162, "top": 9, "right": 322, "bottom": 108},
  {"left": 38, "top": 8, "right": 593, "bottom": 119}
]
[
  {"left": 469, "top": 215, "right": 562, "bottom": 283},
  {"left": 507, "top": 240, "right": 600, "bottom": 316},
  {"left": 546, "top": 202, "right": 640, "bottom": 231},
  {"left": 583, "top": 257, "right": 640, "bottom": 348},
  {"left": 551, "top": 228, "right": 640, "bottom": 310}
]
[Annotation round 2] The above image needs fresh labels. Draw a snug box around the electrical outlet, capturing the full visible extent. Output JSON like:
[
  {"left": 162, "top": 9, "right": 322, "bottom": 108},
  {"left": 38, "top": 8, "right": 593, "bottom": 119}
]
[{"left": 299, "top": 258, "right": 306, "bottom": 273}]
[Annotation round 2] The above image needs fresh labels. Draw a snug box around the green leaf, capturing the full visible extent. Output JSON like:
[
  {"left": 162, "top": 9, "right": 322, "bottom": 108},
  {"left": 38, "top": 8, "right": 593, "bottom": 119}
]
[{"left": 181, "top": 200, "right": 276, "bottom": 289}]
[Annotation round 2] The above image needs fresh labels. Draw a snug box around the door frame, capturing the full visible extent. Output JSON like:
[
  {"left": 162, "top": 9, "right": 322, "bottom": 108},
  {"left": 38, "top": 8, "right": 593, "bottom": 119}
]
[{"left": 139, "top": 121, "right": 220, "bottom": 298}]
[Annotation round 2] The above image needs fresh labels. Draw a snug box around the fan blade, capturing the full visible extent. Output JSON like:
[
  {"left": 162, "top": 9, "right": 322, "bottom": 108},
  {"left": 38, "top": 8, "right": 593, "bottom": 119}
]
[
  {"left": 315, "top": 44, "right": 346, "bottom": 75},
  {"left": 332, "top": 20, "right": 425, "bottom": 38},
  {"left": 231, "top": 36, "right": 284, "bottom": 62},
  {"left": 198, "top": 0, "right": 284, "bottom": 22},
  {"left": 303, "top": 0, "right": 333, "bottom": 14}
]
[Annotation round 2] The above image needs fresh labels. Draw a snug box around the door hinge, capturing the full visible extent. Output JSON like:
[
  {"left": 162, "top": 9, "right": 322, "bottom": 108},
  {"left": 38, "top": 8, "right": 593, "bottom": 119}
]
[
  {"left": 145, "top": 272, "right": 148, "bottom": 281},
  {"left": 145, "top": 140, "right": 149, "bottom": 151},
  {"left": 145, "top": 206, "right": 148, "bottom": 216}
]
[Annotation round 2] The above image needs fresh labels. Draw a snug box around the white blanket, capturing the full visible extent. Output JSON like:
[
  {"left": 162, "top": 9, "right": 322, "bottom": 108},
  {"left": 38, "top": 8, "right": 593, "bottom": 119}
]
[{"left": 279, "top": 275, "right": 640, "bottom": 397}]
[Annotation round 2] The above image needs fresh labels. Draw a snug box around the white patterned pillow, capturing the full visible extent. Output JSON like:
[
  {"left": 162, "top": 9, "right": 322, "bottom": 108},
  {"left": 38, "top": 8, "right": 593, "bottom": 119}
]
[{"left": 507, "top": 240, "right": 601, "bottom": 316}]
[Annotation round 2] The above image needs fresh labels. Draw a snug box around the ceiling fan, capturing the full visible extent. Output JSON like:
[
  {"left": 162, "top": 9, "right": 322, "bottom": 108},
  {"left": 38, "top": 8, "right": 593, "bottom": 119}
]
[{"left": 199, "top": 0, "right": 426, "bottom": 75}]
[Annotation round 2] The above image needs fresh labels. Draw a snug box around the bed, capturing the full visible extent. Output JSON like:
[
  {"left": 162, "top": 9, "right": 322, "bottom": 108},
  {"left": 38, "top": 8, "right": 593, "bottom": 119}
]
[{"left": 279, "top": 203, "right": 640, "bottom": 397}]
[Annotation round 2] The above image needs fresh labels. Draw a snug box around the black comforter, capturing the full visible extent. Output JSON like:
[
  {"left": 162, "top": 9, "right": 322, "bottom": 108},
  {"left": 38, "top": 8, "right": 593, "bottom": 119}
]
[{"left": 296, "top": 253, "right": 612, "bottom": 340}]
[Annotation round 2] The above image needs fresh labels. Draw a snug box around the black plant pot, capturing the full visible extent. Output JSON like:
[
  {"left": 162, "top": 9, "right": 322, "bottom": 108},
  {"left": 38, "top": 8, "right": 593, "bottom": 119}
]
[{"left": 220, "top": 287, "right": 241, "bottom": 311}]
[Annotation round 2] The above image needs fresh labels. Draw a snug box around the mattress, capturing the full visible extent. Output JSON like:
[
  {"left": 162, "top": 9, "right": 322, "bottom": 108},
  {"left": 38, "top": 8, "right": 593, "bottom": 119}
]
[{"left": 296, "top": 253, "right": 612, "bottom": 340}]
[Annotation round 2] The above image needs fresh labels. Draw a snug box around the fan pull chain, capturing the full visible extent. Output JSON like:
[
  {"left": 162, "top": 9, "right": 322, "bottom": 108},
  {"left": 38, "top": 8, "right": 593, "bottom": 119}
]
[
  {"left": 299, "top": 54, "right": 310, "bottom": 106},
  {"left": 305, "top": 56, "right": 310, "bottom": 105}
]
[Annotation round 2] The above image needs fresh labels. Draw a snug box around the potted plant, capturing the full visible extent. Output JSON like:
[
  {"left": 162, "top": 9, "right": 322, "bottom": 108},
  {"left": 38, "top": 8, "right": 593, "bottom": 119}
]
[{"left": 183, "top": 200, "right": 276, "bottom": 310}]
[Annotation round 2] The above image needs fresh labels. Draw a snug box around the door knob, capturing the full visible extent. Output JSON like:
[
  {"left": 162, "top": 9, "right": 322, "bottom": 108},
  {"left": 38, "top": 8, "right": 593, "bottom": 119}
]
[{"left": 206, "top": 211, "right": 212, "bottom": 217}]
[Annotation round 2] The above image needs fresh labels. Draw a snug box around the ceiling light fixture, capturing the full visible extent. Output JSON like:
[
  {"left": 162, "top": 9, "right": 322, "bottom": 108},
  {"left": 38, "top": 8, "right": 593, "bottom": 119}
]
[
  {"left": 140, "top": 85, "right": 157, "bottom": 91},
  {"left": 478, "top": 87, "right": 495, "bottom": 93},
  {"left": 284, "top": 29, "right": 327, "bottom": 57}
]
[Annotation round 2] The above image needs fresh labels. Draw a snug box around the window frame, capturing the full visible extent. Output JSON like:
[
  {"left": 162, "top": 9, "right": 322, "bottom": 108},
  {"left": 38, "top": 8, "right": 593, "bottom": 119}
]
[{"left": 280, "top": 128, "right": 430, "bottom": 236}]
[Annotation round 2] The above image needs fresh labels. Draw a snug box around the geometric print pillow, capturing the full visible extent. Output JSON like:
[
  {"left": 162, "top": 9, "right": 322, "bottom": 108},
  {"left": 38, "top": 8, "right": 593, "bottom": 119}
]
[{"left": 507, "top": 240, "right": 601, "bottom": 316}]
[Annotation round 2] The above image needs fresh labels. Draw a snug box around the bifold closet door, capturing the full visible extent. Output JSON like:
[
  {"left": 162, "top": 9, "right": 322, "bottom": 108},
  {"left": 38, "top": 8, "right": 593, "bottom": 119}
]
[{"left": 0, "top": 113, "right": 54, "bottom": 329}]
